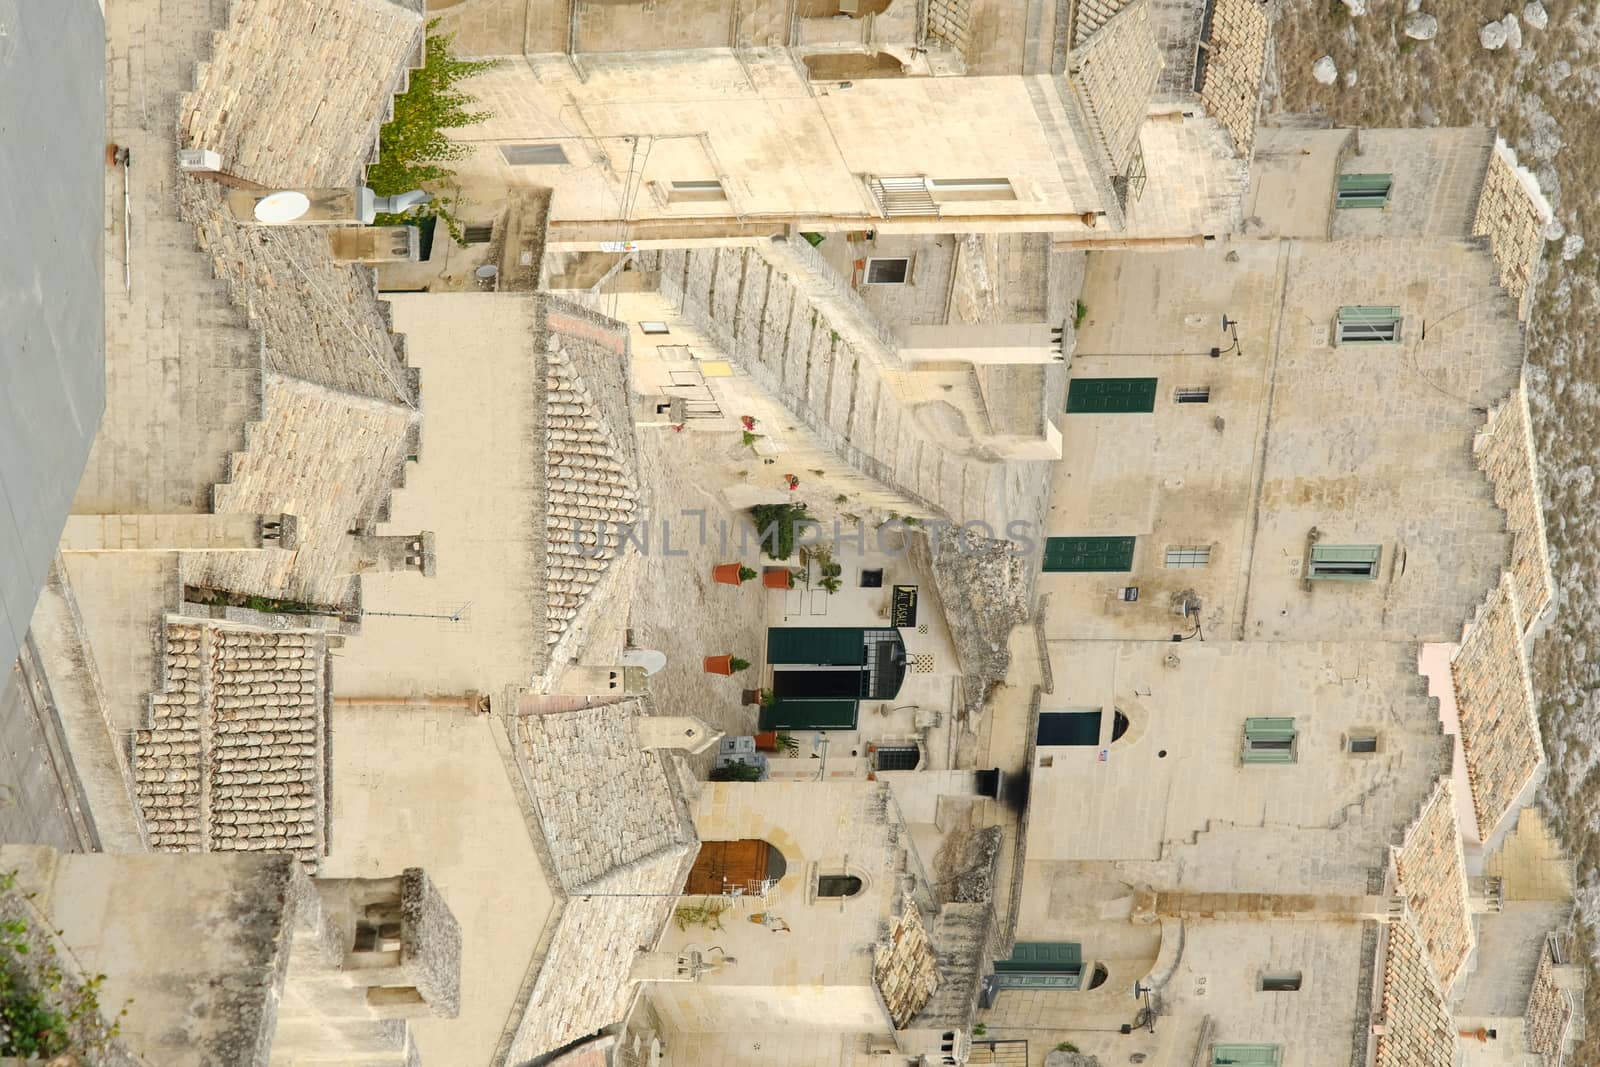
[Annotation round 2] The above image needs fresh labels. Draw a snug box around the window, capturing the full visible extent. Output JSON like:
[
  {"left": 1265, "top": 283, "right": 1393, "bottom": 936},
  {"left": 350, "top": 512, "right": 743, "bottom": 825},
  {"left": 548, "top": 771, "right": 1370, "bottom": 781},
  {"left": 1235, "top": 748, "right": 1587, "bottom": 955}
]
[
  {"left": 352, "top": 919, "right": 402, "bottom": 953},
  {"left": 1336, "top": 173, "right": 1392, "bottom": 209},
  {"left": 668, "top": 179, "right": 728, "bottom": 203},
  {"left": 929, "top": 178, "right": 1017, "bottom": 202},
  {"left": 817, "top": 874, "right": 864, "bottom": 897},
  {"left": 1066, "top": 377, "right": 1158, "bottom": 413},
  {"left": 859, "top": 569, "right": 884, "bottom": 588},
  {"left": 865, "top": 257, "right": 910, "bottom": 284},
  {"left": 1307, "top": 543, "right": 1381, "bottom": 581},
  {"left": 1164, "top": 546, "right": 1211, "bottom": 569},
  {"left": 1336, "top": 306, "right": 1401, "bottom": 344},
  {"left": 1175, "top": 386, "right": 1211, "bottom": 403},
  {"left": 500, "top": 143, "right": 568, "bottom": 166},
  {"left": 1261, "top": 972, "right": 1302, "bottom": 991},
  {"left": 1038, "top": 710, "right": 1103, "bottom": 746},
  {"left": 1347, "top": 734, "right": 1378, "bottom": 754},
  {"left": 367, "top": 985, "right": 426, "bottom": 1008},
  {"left": 1042, "top": 536, "right": 1135, "bottom": 573},
  {"left": 875, "top": 745, "right": 920, "bottom": 771},
  {"left": 640, "top": 322, "right": 671, "bottom": 335},
  {"left": 1243, "top": 717, "right": 1296, "bottom": 764},
  {"left": 1212, "top": 1045, "right": 1282, "bottom": 1066},
  {"left": 463, "top": 224, "right": 494, "bottom": 245}
]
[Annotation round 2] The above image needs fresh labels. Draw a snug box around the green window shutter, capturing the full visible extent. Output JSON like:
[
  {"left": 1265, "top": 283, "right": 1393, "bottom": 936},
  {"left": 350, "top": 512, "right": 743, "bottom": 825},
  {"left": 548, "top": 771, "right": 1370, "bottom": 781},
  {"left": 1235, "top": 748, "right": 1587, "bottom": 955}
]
[
  {"left": 1243, "top": 717, "right": 1297, "bottom": 764},
  {"left": 766, "top": 627, "right": 866, "bottom": 666},
  {"left": 996, "top": 942, "right": 1082, "bottom": 971},
  {"left": 760, "top": 698, "right": 859, "bottom": 731},
  {"left": 1066, "top": 377, "right": 1158, "bottom": 413},
  {"left": 1336, "top": 306, "right": 1401, "bottom": 343},
  {"left": 1042, "top": 536, "right": 1136, "bottom": 573},
  {"left": 1212, "top": 1045, "right": 1282, "bottom": 1066},
  {"left": 1308, "top": 543, "right": 1381, "bottom": 580},
  {"left": 1336, "top": 173, "right": 1392, "bottom": 208},
  {"left": 1037, "top": 711, "right": 1103, "bottom": 746}
]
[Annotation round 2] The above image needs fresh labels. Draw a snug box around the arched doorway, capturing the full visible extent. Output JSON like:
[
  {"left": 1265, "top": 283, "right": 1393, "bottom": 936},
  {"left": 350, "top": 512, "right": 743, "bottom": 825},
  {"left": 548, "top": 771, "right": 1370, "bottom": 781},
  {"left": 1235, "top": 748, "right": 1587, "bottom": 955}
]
[{"left": 684, "top": 839, "right": 788, "bottom": 895}]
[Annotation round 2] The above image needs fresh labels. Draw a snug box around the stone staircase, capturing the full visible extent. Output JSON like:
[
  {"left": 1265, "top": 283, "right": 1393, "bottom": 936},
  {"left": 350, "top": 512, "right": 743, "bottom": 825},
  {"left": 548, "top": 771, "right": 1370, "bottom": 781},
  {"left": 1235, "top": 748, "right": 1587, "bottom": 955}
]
[{"left": 647, "top": 244, "right": 1055, "bottom": 529}]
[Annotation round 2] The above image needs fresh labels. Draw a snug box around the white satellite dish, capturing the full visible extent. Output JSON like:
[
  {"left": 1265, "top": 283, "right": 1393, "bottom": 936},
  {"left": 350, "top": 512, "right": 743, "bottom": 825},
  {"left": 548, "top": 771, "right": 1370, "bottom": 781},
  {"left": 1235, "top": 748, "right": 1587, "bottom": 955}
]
[
  {"left": 253, "top": 190, "right": 311, "bottom": 224},
  {"left": 620, "top": 648, "right": 667, "bottom": 676}
]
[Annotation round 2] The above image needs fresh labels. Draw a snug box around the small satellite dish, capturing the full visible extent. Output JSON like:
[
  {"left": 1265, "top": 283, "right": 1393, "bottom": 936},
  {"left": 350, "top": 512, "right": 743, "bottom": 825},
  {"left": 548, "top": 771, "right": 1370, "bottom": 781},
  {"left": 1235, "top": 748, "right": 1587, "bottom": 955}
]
[
  {"left": 253, "top": 190, "right": 311, "bottom": 224},
  {"left": 620, "top": 648, "right": 667, "bottom": 676}
]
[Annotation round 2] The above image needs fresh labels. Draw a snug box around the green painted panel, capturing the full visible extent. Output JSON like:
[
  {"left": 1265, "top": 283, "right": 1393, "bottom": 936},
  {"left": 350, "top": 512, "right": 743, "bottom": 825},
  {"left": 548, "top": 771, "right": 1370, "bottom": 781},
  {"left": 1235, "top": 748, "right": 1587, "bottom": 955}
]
[
  {"left": 1336, "top": 173, "right": 1392, "bottom": 208},
  {"left": 1309, "top": 543, "right": 1381, "bottom": 581},
  {"left": 1244, "top": 717, "right": 1296, "bottom": 738},
  {"left": 1000, "top": 942, "right": 1083, "bottom": 970},
  {"left": 766, "top": 627, "right": 865, "bottom": 666},
  {"left": 1066, "top": 377, "right": 1158, "bottom": 413},
  {"left": 760, "top": 698, "right": 859, "bottom": 731},
  {"left": 1042, "top": 536, "right": 1136, "bottom": 573},
  {"left": 1037, "top": 711, "right": 1103, "bottom": 746},
  {"left": 1211, "top": 1045, "right": 1282, "bottom": 1066}
]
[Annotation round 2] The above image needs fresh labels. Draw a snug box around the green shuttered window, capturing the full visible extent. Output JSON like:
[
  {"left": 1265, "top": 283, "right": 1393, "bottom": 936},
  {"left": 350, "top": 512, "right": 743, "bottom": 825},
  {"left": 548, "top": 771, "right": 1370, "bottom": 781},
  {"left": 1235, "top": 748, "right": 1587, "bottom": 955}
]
[
  {"left": 1042, "top": 536, "right": 1135, "bottom": 573},
  {"left": 1308, "top": 543, "right": 1381, "bottom": 580},
  {"left": 1212, "top": 1046, "right": 1283, "bottom": 1066},
  {"left": 995, "top": 942, "right": 1083, "bottom": 971},
  {"left": 1335, "top": 306, "right": 1401, "bottom": 344},
  {"left": 760, "top": 698, "right": 858, "bottom": 731},
  {"left": 1243, "top": 717, "right": 1297, "bottom": 764},
  {"left": 766, "top": 627, "right": 866, "bottom": 666},
  {"left": 1066, "top": 377, "right": 1158, "bottom": 413},
  {"left": 1335, "top": 172, "right": 1392, "bottom": 209}
]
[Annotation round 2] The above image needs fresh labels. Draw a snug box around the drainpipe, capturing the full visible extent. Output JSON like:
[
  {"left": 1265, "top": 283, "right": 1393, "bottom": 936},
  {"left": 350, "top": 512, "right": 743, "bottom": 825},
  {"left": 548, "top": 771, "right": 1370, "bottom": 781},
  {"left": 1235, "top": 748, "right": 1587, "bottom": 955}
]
[{"left": 333, "top": 692, "right": 489, "bottom": 713}]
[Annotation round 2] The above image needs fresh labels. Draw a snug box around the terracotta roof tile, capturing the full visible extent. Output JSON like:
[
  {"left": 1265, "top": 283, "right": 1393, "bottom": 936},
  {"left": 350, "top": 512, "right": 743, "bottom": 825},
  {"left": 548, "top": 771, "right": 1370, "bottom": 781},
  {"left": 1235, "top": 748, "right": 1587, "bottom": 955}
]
[{"left": 1393, "top": 780, "right": 1474, "bottom": 993}]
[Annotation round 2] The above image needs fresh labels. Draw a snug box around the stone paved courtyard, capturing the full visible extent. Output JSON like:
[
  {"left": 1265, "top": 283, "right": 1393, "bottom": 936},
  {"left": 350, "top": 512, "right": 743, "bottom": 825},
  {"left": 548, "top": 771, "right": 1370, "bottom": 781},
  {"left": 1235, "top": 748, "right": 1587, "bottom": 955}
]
[{"left": 629, "top": 427, "right": 772, "bottom": 775}]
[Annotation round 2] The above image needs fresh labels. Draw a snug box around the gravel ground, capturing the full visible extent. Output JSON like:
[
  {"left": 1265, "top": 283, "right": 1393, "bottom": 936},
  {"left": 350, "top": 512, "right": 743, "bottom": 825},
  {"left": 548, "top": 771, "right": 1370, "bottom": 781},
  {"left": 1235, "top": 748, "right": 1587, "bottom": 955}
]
[{"left": 629, "top": 426, "right": 771, "bottom": 776}]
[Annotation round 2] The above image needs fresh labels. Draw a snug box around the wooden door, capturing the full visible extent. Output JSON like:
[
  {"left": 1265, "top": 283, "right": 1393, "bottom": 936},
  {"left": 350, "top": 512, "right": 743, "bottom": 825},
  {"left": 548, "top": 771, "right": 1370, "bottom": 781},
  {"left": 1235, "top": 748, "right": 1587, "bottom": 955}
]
[{"left": 683, "top": 840, "right": 771, "bottom": 895}]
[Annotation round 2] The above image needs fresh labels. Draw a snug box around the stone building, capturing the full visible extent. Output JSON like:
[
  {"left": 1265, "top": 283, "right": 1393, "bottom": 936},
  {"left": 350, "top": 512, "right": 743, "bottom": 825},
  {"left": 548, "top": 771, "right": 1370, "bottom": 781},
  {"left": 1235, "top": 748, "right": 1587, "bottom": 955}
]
[
  {"left": 0, "top": 846, "right": 460, "bottom": 1066},
  {"left": 977, "top": 125, "right": 1576, "bottom": 1066},
  {"left": 324, "top": 690, "right": 711, "bottom": 1065}
]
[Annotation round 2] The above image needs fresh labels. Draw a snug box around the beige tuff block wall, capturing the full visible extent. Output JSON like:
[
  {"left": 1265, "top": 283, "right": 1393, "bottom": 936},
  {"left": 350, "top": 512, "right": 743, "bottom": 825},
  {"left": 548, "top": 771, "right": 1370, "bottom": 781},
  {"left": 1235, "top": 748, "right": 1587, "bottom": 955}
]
[
  {"left": 652, "top": 781, "right": 911, "bottom": 1034},
  {"left": 983, "top": 919, "right": 1372, "bottom": 1067},
  {"left": 1331, "top": 128, "right": 1496, "bottom": 242},
  {"left": 1246, "top": 127, "right": 1347, "bottom": 239},
  {"left": 335, "top": 294, "right": 548, "bottom": 696},
  {"left": 1041, "top": 236, "right": 1522, "bottom": 644},
  {"left": 451, "top": 54, "right": 1110, "bottom": 233},
  {"left": 322, "top": 703, "right": 556, "bottom": 1066},
  {"left": 1023, "top": 640, "right": 1448, "bottom": 865}
]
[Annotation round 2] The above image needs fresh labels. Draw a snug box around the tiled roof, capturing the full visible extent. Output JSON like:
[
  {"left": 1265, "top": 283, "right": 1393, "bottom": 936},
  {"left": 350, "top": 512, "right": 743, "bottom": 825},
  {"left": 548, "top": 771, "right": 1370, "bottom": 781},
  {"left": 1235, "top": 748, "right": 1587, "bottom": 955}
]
[
  {"left": 183, "top": 182, "right": 417, "bottom": 408},
  {"left": 1451, "top": 574, "right": 1544, "bottom": 838},
  {"left": 1196, "top": 0, "right": 1270, "bottom": 158},
  {"left": 1473, "top": 139, "right": 1552, "bottom": 321},
  {"left": 1525, "top": 938, "right": 1574, "bottom": 1063},
  {"left": 1069, "top": 0, "right": 1161, "bottom": 180},
  {"left": 504, "top": 847, "right": 696, "bottom": 1065},
  {"left": 518, "top": 700, "right": 694, "bottom": 891},
  {"left": 538, "top": 299, "right": 641, "bottom": 661},
  {"left": 502, "top": 698, "right": 697, "bottom": 1064},
  {"left": 1072, "top": 0, "right": 1135, "bottom": 48},
  {"left": 187, "top": 373, "right": 416, "bottom": 608},
  {"left": 874, "top": 902, "right": 940, "bottom": 1029},
  {"left": 1393, "top": 781, "right": 1473, "bottom": 994},
  {"left": 1374, "top": 913, "right": 1460, "bottom": 1067},
  {"left": 134, "top": 622, "right": 328, "bottom": 867},
  {"left": 1476, "top": 377, "right": 1555, "bottom": 634},
  {"left": 180, "top": 0, "right": 424, "bottom": 189}
]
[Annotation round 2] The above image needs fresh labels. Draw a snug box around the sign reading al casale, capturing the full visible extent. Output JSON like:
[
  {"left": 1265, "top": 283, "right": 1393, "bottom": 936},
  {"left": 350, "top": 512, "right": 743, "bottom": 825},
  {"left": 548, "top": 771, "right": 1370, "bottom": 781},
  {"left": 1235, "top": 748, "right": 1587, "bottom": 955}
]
[{"left": 891, "top": 585, "right": 918, "bottom": 627}]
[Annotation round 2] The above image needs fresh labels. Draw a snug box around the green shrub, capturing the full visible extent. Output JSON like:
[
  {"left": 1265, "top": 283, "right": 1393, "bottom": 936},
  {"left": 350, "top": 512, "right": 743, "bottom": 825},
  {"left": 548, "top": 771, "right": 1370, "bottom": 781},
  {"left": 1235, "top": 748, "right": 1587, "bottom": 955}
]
[
  {"left": 729, "top": 657, "right": 752, "bottom": 672},
  {"left": 749, "top": 503, "right": 810, "bottom": 560},
  {"left": 367, "top": 23, "right": 495, "bottom": 244}
]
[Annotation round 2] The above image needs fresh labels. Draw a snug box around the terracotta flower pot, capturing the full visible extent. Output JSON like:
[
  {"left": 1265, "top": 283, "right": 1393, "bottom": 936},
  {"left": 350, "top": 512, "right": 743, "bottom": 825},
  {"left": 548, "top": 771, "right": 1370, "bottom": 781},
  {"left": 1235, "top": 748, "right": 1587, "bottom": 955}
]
[
  {"left": 762, "top": 569, "right": 793, "bottom": 589},
  {"left": 754, "top": 731, "right": 779, "bottom": 751},
  {"left": 713, "top": 563, "right": 745, "bottom": 585},
  {"left": 703, "top": 655, "right": 734, "bottom": 675}
]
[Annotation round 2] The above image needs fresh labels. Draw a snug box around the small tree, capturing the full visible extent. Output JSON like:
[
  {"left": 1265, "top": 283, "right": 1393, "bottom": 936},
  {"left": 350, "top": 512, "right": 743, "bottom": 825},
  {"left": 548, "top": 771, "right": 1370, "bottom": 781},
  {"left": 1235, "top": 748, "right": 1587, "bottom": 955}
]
[{"left": 368, "top": 22, "right": 495, "bottom": 244}]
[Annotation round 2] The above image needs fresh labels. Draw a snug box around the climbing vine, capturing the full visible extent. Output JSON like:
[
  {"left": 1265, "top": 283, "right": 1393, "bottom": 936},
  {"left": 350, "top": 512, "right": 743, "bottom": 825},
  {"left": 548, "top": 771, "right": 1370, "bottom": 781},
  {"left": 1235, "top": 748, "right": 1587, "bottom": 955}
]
[{"left": 368, "top": 21, "right": 496, "bottom": 244}]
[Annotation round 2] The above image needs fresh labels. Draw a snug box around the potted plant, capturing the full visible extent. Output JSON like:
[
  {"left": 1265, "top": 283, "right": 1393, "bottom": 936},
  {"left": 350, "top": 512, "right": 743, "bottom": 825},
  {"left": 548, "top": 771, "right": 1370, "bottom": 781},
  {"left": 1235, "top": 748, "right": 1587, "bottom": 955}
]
[
  {"left": 714, "top": 563, "right": 758, "bottom": 586},
  {"left": 762, "top": 568, "right": 796, "bottom": 589},
  {"left": 754, "top": 730, "right": 779, "bottom": 751},
  {"left": 705, "top": 655, "right": 751, "bottom": 675},
  {"left": 776, "top": 730, "right": 800, "bottom": 755}
]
